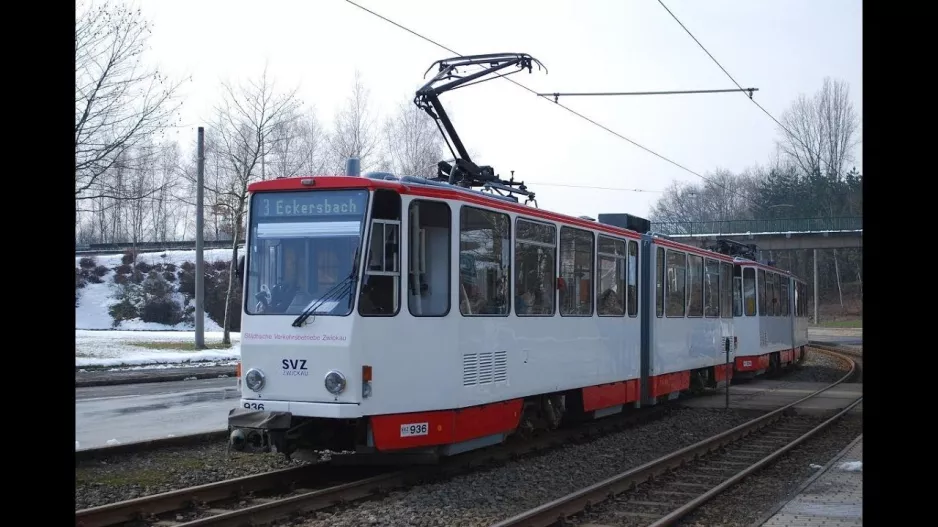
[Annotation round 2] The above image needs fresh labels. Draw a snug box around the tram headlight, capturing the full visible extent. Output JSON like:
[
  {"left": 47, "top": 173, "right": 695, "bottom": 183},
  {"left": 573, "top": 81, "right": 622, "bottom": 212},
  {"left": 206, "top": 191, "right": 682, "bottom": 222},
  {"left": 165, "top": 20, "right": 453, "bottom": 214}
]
[
  {"left": 245, "top": 368, "right": 266, "bottom": 392},
  {"left": 324, "top": 370, "right": 347, "bottom": 395}
]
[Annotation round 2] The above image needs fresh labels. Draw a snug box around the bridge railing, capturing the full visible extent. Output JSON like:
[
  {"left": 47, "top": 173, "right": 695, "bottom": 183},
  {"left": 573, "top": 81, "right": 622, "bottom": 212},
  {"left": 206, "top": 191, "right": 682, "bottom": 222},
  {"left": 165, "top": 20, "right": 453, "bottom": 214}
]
[{"left": 649, "top": 217, "right": 863, "bottom": 236}]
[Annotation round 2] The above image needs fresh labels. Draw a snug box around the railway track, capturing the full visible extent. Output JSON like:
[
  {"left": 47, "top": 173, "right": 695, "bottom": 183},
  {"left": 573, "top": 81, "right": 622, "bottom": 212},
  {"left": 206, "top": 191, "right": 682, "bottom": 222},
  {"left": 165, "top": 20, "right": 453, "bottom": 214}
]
[
  {"left": 489, "top": 348, "right": 860, "bottom": 527},
  {"left": 75, "top": 403, "right": 673, "bottom": 527},
  {"left": 76, "top": 346, "right": 855, "bottom": 527}
]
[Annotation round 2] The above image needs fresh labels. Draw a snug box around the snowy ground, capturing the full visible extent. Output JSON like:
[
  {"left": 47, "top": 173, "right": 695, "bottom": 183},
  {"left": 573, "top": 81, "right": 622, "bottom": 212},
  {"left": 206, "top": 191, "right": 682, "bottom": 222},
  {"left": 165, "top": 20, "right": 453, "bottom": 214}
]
[
  {"left": 76, "top": 249, "right": 231, "bottom": 331},
  {"left": 76, "top": 330, "right": 241, "bottom": 369},
  {"left": 76, "top": 249, "right": 240, "bottom": 369}
]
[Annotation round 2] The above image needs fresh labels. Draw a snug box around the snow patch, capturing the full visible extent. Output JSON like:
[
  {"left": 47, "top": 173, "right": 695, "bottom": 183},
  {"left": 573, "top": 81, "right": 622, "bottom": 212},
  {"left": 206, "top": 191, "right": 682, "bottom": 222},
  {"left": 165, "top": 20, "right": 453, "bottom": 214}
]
[{"left": 838, "top": 461, "right": 862, "bottom": 472}]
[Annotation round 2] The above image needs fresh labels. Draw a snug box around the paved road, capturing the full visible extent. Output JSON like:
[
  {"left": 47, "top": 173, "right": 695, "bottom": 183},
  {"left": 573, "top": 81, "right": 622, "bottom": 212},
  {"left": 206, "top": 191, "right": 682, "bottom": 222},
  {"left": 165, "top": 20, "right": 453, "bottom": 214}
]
[{"left": 75, "top": 377, "right": 238, "bottom": 450}]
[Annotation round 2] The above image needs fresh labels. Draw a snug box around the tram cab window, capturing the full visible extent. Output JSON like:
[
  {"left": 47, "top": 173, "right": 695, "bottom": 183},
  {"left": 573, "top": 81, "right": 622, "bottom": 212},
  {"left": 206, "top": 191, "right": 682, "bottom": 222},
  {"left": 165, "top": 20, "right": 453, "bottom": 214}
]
[
  {"left": 780, "top": 278, "right": 790, "bottom": 316},
  {"left": 245, "top": 189, "right": 367, "bottom": 317},
  {"left": 408, "top": 200, "right": 451, "bottom": 317},
  {"left": 359, "top": 190, "right": 401, "bottom": 316},
  {"left": 720, "top": 262, "right": 732, "bottom": 318}
]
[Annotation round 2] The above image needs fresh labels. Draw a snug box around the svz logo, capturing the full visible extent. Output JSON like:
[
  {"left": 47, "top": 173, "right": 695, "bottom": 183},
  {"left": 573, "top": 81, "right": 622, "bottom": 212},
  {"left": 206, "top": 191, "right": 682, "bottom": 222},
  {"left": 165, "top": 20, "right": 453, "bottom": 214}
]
[{"left": 281, "top": 359, "right": 309, "bottom": 376}]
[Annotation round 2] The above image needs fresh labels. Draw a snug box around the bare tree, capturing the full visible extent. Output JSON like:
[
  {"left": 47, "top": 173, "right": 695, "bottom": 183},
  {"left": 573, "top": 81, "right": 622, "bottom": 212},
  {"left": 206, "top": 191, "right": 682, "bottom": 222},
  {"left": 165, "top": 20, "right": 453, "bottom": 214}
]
[
  {"left": 267, "top": 110, "right": 305, "bottom": 179},
  {"left": 75, "top": 1, "right": 184, "bottom": 202},
  {"left": 776, "top": 77, "right": 860, "bottom": 180},
  {"left": 211, "top": 65, "right": 302, "bottom": 344},
  {"left": 296, "top": 109, "right": 328, "bottom": 175},
  {"left": 330, "top": 70, "right": 380, "bottom": 172},
  {"left": 384, "top": 100, "right": 444, "bottom": 178}
]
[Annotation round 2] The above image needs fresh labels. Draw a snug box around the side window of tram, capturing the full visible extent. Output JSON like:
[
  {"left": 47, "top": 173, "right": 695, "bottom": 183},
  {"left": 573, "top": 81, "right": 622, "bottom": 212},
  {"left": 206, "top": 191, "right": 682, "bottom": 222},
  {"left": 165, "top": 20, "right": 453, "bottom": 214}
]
[
  {"left": 559, "top": 227, "right": 594, "bottom": 316},
  {"left": 596, "top": 235, "right": 625, "bottom": 316},
  {"left": 758, "top": 269, "right": 766, "bottom": 316},
  {"left": 732, "top": 265, "right": 743, "bottom": 317},
  {"left": 665, "top": 250, "right": 686, "bottom": 317},
  {"left": 407, "top": 200, "right": 451, "bottom": 317},
  {"left": 743, "top": 267, "right": 756, "bottom": 316},
  {"left": 656, "top": 247, "right": 665, "bottom": 317},
  {"left": 687, "top": 254, "right": 703, "bottom": 317},
  {"left": 720, "top": 262, "right": 732, "bottom": 318},
  {"left": 459, "top": 206, "right": 511, "bottom": 316},
  {"left": 780, "top": 279, "right": 790, "bottom": 317},
  {"left": 515, "top": 219, "right": 556, "bottom": 316},
  {"left": 627, "top": 240, "right": 638, "bottom": 317},
  {"left": 704, "top": 259, "right": 720, "bottom": 318},
  {"left": 359, "top": 190, "right": 401, "bottom": 316}
]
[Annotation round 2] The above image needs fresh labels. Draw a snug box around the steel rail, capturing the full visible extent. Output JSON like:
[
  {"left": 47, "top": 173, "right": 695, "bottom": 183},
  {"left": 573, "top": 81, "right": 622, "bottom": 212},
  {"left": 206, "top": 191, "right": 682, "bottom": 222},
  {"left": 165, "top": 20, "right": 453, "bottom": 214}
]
[{"left": 489, "top": 348, "right": 858, "bottom": 527}]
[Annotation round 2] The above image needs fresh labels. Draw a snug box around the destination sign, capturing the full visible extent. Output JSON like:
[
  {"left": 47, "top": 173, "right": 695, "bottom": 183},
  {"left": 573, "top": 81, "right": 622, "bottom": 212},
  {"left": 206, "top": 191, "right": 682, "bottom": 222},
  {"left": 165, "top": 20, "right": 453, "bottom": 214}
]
[{"left": 253, "top": 190, "right": 367, "bottom": 219}]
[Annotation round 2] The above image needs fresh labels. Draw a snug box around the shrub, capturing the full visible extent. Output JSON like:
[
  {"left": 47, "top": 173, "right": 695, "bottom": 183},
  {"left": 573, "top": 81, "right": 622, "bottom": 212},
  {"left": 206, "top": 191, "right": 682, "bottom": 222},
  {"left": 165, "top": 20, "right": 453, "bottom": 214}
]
[
  {"left": 87, "top": 273, "right": 104, "bottom": 284},
  {"left": 121, "top": 250, "right": 136, "bottom": 265},
  {"left": 205, "top": 269, "right": 241, "bottom": 331},
  {"left": 94, "top": 265, "right": 109, "bottom": 277},
  {"left": 108, "top": 299, "right": 139, "bottom": 326},
  {"left": 135, "top": 261, "right": 153, "bottom": 273},
  {"left": 180, "top": 261, "right": 195, "bottom": 272},
  {"left": 164, "top": 263, "right": 177, "bottom": 272},
  {"left": 114, "top": 273, "right": 128, "bottom": 285},
  {"left": 177, "top": 267, "right": 195, "bottom": 296},
  {"left": 162, "top": 271, "right": 176, "bottom": 282},
  {"left": 115, "top": 263, "right": 132, "bottom": 275},
  {"left": 75, "top": 268, "right": 86, "bottom": 289},
  {"left": 79, "top": 256, "right": 97, "bottom": 269},
  {"left": 140, "top": 298, "right": 182, "bottom": 325},
  {"left": 212, "top": 260, "right": 229, "bottom": 271},
  {"left": 130, "top": 270, "right": 145, "bottom": 284}
]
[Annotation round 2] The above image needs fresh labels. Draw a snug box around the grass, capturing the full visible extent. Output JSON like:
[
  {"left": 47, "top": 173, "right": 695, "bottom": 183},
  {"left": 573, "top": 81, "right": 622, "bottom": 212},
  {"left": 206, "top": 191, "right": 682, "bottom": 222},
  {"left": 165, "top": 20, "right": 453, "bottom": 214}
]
[
  {"left": 76, "top": 457, "right": 206, "bottom": 487},
  {"left": 128, "top": 340, "right": 233, "bottom": 350}
]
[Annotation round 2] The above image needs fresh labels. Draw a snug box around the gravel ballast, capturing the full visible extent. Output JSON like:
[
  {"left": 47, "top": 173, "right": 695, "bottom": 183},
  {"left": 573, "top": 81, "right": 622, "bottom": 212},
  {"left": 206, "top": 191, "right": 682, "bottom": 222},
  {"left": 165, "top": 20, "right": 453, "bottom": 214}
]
[
  {"left": 75, "top": 441, "right": 306, "bottom": 510},
  {"left": 74, "top": 346, "right": 854, "bottom": 516},
  {"left": 292, "top": 407, "right": 763, "bottom": 527},
  {"left": 675, "top": 412, "right": 863, "bottom": 527}
]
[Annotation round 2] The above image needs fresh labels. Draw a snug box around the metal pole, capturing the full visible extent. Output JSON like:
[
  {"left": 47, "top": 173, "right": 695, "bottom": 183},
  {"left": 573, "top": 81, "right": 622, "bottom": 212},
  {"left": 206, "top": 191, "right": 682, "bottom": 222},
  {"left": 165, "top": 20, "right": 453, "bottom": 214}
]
[
  {"left": 813, "top": 248, "right": 819, "bottom": 325},
  {"left": 725, "top": 339, "right": 730, "bottom": 409},
  {"left": 195, "top": 127, "right": 206, "bottom": 350}
]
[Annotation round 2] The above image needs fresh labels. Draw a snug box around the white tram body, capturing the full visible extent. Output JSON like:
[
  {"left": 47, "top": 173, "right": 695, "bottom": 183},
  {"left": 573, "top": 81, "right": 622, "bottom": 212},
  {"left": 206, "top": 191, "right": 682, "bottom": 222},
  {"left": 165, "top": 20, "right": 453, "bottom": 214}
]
[
  {"left": 729, "top": 260, "right": 811, "bottom": 377},
  {"left": 227, "top": 174, "right": 805, "bottom": 460}
]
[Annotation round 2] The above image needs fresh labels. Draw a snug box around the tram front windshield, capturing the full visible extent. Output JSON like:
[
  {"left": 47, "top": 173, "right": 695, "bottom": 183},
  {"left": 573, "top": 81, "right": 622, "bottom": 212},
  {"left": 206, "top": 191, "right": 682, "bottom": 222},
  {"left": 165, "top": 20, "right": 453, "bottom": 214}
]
[{"left": 245, "top": 189, "right": 368, "bottom": 317}]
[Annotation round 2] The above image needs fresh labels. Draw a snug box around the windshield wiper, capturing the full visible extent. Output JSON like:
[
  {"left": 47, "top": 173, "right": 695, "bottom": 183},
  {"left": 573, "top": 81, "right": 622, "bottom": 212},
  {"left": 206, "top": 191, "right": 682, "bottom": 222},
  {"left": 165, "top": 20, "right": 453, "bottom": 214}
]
[{"left": 291, "top": 247, "right": 361, "bottom": 327}]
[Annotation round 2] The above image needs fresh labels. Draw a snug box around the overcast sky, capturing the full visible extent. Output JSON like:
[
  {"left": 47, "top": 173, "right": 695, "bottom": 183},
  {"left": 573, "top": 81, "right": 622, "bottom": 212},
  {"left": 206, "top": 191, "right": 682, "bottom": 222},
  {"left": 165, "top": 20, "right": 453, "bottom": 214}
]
[{"left": 126, "top": 0, "right": 862, "bottom": 219}]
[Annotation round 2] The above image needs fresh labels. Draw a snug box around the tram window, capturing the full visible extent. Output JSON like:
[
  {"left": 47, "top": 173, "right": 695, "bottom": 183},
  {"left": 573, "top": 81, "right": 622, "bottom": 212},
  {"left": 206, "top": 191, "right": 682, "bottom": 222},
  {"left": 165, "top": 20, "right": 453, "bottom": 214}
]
[
  {"left": 656, "top": 247, "right": 665, "bottom": 317},
  {"left": 768, "top": 273, "right": 778, "bottom": 316},
  {"left": 665, "top": 250, "right": 686, "bottom": 317},
  {"left": 780, "top": 279, "right": 790, "bottom": 316},
  {"left": 515, "top": 218, "right": 556, "bottom": 316},
  {"left": 743, "top": 267, "right": 756, "bottom": 316},
  {"left": 733, "top": 266, "right": 743, "bottom": 317},
  {"left": 407, "top": 200, "right": 451, "bottom": 317},
  {"left": 720, "top": 262, "right": 732, "bottom": 318},
  {"left": 687, "top": 254, "right": 703, "bottom": 317},
  {"left": 628, "top": 240, "right": 639, "bottom": 317},
  {"left": 359, "top": 190, "right": 401, "bottom": 316},
  {"left": 758, "top": 269, "right": 766, "bottom": 316},
  {"left": 597, "top": 235, "right": 625, "bottom": 316},
  {"left": 765, "top": 272, "right": 773, "bottom": 316},
  {"left": 559, "top": 226, "right": 594, "bottom": 316},
  {"left": 774, "top": 274, "right": 781, "bottom": 316},
  {"left": 704, "top": 259, "right": 720, "bottom": 318},
  {"left": 459, "top": 206, "right": 510, "bottom": 316}
]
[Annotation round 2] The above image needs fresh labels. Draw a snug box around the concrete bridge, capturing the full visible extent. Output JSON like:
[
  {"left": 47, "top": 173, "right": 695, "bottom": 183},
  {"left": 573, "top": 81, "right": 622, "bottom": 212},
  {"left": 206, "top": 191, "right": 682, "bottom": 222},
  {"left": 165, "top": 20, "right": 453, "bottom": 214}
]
[{"left": 649, "top": 217, "right": 862, "bottom": 252}]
